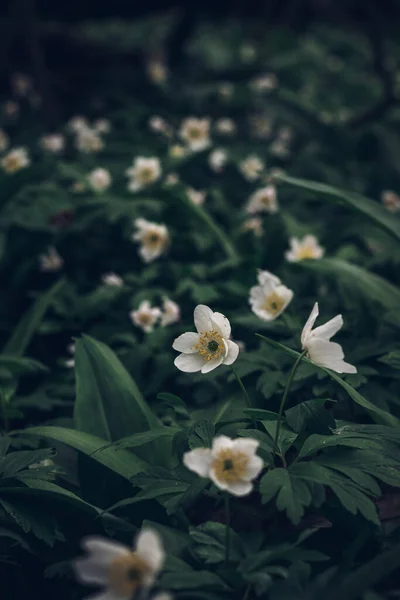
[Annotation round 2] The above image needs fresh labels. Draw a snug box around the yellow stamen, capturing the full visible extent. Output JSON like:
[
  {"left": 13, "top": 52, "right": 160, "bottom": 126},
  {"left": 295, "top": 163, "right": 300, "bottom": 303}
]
[
  {"left": 138, "top": 168, "right": 155, "bottom": 183},
  {"left": 195, "top": 329, "right": 224, "bottom": 361},
  {"left": 296, "top": 245, "right": 318, "bottom": 260},
  {"left": 212, "top": 448, "right": 249, "bottom": 483},
  {"left": 143, "top": 230, "right": 163, "bottom": 249},
  {"left": 262, "top": 291, "right": 286, "bottom": 315},
  {"left": 109, "top": 552, "right": 150, "bottom": 597}
]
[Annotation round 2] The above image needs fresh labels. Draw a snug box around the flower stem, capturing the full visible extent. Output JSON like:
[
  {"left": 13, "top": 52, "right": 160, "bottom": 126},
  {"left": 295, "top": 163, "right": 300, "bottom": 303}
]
[
  {"left": 273, "top": 350, "right": 307, "bottom": 463},
  {"left": 230, "top": 365, "right": 251, "bottom": 407},
  {"left": 224, "top": 493, "right": 231, "bottom": 566},
  {"left": 0, "top": 390, "right": 9, "bottom": 432}
]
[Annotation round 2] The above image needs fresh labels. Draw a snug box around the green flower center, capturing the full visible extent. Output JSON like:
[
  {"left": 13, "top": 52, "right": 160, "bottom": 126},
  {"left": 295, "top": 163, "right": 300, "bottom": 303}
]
[{"left": 207, "top": 340, "right": 220, "bottom": 353}]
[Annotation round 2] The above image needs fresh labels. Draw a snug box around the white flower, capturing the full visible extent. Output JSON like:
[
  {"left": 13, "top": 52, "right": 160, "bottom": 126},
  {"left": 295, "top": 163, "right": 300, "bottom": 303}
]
[
  {"left": 249, "top": 270, "right": 293, "bottom": 321},
  {"left": 11, "top": 73, "right": 32, "bottom": 96},
  {"left": 173, "top": 305, "right": 239, "bottom": 374},
  {"left": 147, "top": 58, "right": 168, "bottom": 84},
  {"left": 250, "top": 73, "right": 278, "bottom": 93},
  {"left": 208, "top": 149, "right": 227, "bottom": 173},
  {"left": 40, "top": 133, "right": 65, "bottom": 154},
  {"left": 186, "top": 187, "right": 206, "bottom": 206},
  {"left": 87, "top": 168, "right": 112, "bottom": 192},
  {"left": 215, "top": 118, "right": 236, "bottom": 135},
  {"left": 301, "top": 302, "right": 357, "bottom": 374},
  {"left": 130, "top": 301, "right": 162, "bottom": 333},
  {"left": 285, "top": 235, "right": 324, "bottom": 262},
  {"left": 39, "top": 246, "right": 63, "bottom": 272},
  {"left": 0, "top": 129, "right": 9, "bottom": 152},
  {"left": 149, "top": 116, "right": 169, "bottom": 134},
  {"left": 161, "top": 297, "right": 180, "bottom": 326},
  {"left": 218, "top": 82, "right": 234, "bottom": 99},
  {"left": 1, "top": 147, "right": 30, "bottom": 173},
  {"left": 239, "top": 155, "right": 265, "bottom": 181},
  {"left": 241, "top": 217, "right": 263, "bottom": 237},
  {"left": 381, "top": 190, "right": 400, "bottom": 213},
  {"left": 73, "top": 528, "right": 165, "bottom": 600},
  {"left": 246, "top": 185, "right": 278, "bottom": 215},
  {"left": 169, "top": 145, "right": 186, "bottom": 159},
  {"left": 165, "top": 173, "right": 180, "bottom": 186},
  {"left": 102, "top": 273, "right": 123, "bottom": 287},
  {"left": 179, "top": 117, "right": 211, "bottom": 152},
  {"left": 126, "top": 157, "right": 162, "bottom": 192},
  {"left": 76, "top": 128, "right": 104, "bottom": 153},
  {"left": 132, "top": 218, "right": 169, "bottom": 263},
  {"left": 93, "top": 118, "right": 111, "bottom": 134},
  {"left": 71, "top": 181, "right": 87, "bottom": 193},
  {"left": 3, "top": 101, "right": 19, "bottom": 118},
  {"left": 65, "top": 342, "right": 75, "bottom": 368},
  {"left": 240, "top": 43, "right": 256, "bottom": 62},
  {"left": 68, "top": 116, "right": 89, "bottom": 133},
  {"left": 270, "top": 138, "right": 290, "bottom": 158},
  {"left": 184, "top": 435, "right": 263, "bottom": 496}
]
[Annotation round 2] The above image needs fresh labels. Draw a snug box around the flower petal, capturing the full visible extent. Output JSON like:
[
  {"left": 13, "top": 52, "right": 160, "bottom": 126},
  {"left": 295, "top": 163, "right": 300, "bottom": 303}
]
[
  {"left": 183, "top": 448, "right": 213, "bottom": 477},
  {"left": 257, "top": 270, "right": 281, "bottom": 288},
  {"left": 73, "top": 558, "right": 109, "bottom": 586},
  {"left": 307, "top": 339, "right": 357, "bottom": 374},
  {"left": 301, "top": 302, "right": 319, "bottom": 347},
  {"left": 225, "top": 480, "right": 253, "bottom": 496},
  {"left": 211, "top": 435, "right": 233, "bottom": 454},
  {"left": 136, "top": 528, "right": 165, "bottom": 575},
  {"left": 172, "top": 332, "right": 200, "bottom": 353},
  {"left": 174, "top": 353, "right": 204, "bottom": 372},
  {"left": 232, "top": 438, "right": 259, "bottom": 454},
  {"left": 242, "top": 455, "right": 264, "bottom": 481},
  {"left": 211, "top": 312, "right": 231, "bottom": 338},
  {"left": 201, "top": 353, "right": 224, "bottom": 373},
  {"left": 222, "top": 340, "right": 240, "bottom": 366},
  {"left": 81, "top": 537, "right": 128, "bottom": 563},
  {"left": 194, "top": 305, "right": 214, "bottom": 333},
  {"left": 311, "top": 314, "right": 343, "bottom": 341}
]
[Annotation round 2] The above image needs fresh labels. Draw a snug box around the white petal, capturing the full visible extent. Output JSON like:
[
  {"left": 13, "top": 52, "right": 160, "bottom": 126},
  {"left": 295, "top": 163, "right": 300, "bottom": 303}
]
[
  {"left": 194, "top": 305, "right": 213, "bottom": 333},
  {"left": 208, "top": 469, "right": 230, "bottom": 492},
  {"left": 81, "top": 537, "right": 128, "bottom": 564},
  {"left": 257, "top": 270, "right": 281, "bottom": 287},
  {"left": 183, "top": 448, "right": 213, "bottom": 476},
  {"left": 172, "top": 332, "right": 200, "bottom": 353},
  {"left": 311, "top": 314, "right": 343, "bottom": 341},
  {"left": 301, "top": 302, "right": 319, "bottom": 347},
  {"left": 201, "top": 353, "right": 224, "bottom": 373},
  {"left": 225, "top": 480, "right": 253, "bottom": 496},
  {"left": 211, "top": 312, "right": 231, "bottom": 338},
  {"left": 136, "top": 528, "right": 165, "bottom": 575},
  {"left": 232, "top": 438, "right": 259, "bottom": 454},
  {"left": 242, "top": 455, "right": 264, "bottom": 481},
  {"left": 222, "top": 340, "right": 240, "bottom": 366},
  {"left": 174, "top": 353, "right": 204, "bottom": 372},
  {"left": 211, "top": 435, "right": 233, "bottom": 454},
  {"left": 307, "top": 339, "right": 357, "bottom": 373},
  {"left": 73, "top": 558, "right": 109, "bottom": 586}
]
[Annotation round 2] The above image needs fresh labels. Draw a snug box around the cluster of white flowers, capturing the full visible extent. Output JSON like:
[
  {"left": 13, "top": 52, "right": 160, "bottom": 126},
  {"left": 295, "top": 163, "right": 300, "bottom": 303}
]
[
  {"left": 246, "top": 185, "right": 278, "bottom": 215},
  {"left": 131, "top": 298, "right": 180, "bottom": 333},
  {"left": 68, "top": 116, "right": 110, "bottom": 154},
  {"left": 132, "top": 218, "right": 169, "bottom": 263},
  {"left": 1, "top": 147, "right": 30, "bottom": 174},
  {"left": 126, "top": 157, "right": 162, "bottom": 192}
]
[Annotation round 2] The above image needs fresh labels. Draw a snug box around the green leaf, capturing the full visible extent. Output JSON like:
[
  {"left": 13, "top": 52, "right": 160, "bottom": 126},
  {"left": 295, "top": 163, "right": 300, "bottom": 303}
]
[
  {"left": 259, "top": 468, "right": 314, "bottom": 524},
  {"left": 255, "top": 335, "right": 400, "bottom": 427},
  {"left": 112, "top": 427, "right": 179, "bottom": 449},
  {"left": 160, "top": 570, "right": 230, "bottom": 591},
  {"left": 285, "top": 399, "right": 336, "bottom": 434},
  {"left": 0, "top": 356, "right": 48, "bottom": 376},
  {"left": 22, "top": 426, "right": 147, "bottom": 480},
  {"left": 274, "top": 173, "right": 400, "bottom": 244},
  {"left": 74, "top": 335, "right": 160, "bottom": 442},
  {"left": 189, "top": 521, "right": 244, "bottom": 564},
  {"left": 378, "top": 350, "right": 400, "bottom": 370},
  {"left": 188, "top": 420, "right": 215, "bottom": 449}
]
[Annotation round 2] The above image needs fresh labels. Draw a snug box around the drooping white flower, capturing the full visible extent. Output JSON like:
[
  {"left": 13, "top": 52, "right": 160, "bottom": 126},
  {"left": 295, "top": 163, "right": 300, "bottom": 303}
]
[
  {"left": 246, "top": 185, "right": 278, "bottom": 215},
  {"left": 173, "top": 305, "right": 239, "bottom": 374},
  {"left": 132, "top": 218, "right": 169, "bottom": 263},
  {"left": 87, "top": 167, "right": 112, "bottom": 192},
  {"left": 102, "top": 273, "right": 123, "bottom": 287},
  {"left": 215, "top": 118, "right": 236, "bottom": 135},
  {"left": 285, "top": 235, "right": 324, "bottom": 262},
  {"left": 250, "top": 73, "right": 278, "bottom": 93},
  {"left": 241, "top": 217, "right": 263, "bottom": 237},
  {"left": 1, "top": 147, "right": 30, "bottom": 173},
  {"left": 76, "top": 128, "right": 104, "bottom": 153},
  {"left": 249, "top": 270, "right": 293, "bottom": 322},
  {"left": 239, "top": 155, "right": 265, "bottom": 181},
  {"left": 73, "top": 528, "right": 165, "bottom": 600},
  {"left": 208, "top": 149, "right": 227, "bottom": 173},
  {"left": 0, "top": 129, "right": 10, "bottom": 152},
  {"left": 179, "top": 117, "right": 211, "bottom": 152},
  {"left": 381, "top": 190, "right": 400, "bottom": 213},
  {"left": 130, "top": 301, "right": 162, "bottom": 333},
  {"left": 39, "top": 133, "right": 65, "bottom": 154},
  {"left": 301, "top": 302, "right": 357, "bottom": 374},
  {"left": 160, "top": 297, "right": 181, "bottom": 326},
  {"left": 184, "top": 435, "right": 263, "bottom": 496},
  {"left": 126, "top": 157, "right": 162, "bottom": 192},
  {"left": 186, "top": 187, "right": 206, "bottom": 206},
  {"left": 39, "top": 246, "right": 63, "bottom": 272},
  {"left": 93, "top": 118, "right": 111, "bottom": 134}
]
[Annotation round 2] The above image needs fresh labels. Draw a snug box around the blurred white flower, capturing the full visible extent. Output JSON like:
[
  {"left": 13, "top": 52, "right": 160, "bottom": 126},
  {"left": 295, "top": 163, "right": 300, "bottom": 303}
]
[
  {"left": 149, "top": 116, "right": 169, "bottom": 134},
  {"left": 93, "top": 118, "right": 111, "bottom": 134},
  {"left": 147, "top": 58, "right": 168, "bottom": 84},
  {"left": 184, "top": 435, "right": 263, "bottom": 496},
  {"left": 70, "top": 181, "right": 87, "bottom": 193},
  {"left": 186, "top": 187, "right": 206, "bottom": 206},
  {"left": 40, "top": 133, "right": 65, "bottom": 154},
  {"left": 102, "top": 273, "right": 123, "bottom": 287},
  {"left": 11, "top": 73, "right": 32, "bottom": 97},
  {"left": 246, "top": 185, "right": 278, "bottom": 214},
  {"left": 179, "top": 117, "right": 211, "bottom": 152},
  {"left": 87, "top": 167, "right": 112, "bottom": 192},
  {"left": 169, "top": 144, "right": 186, "bottom": 159},
  {"left": 240, "top": 43, "right": 256, "bottom": 62},
  {"left": 132, "top": 218, "right": 169, "bottom": 263},
  {"left": 218, "top": 82, "right": 234, "bottom": 99},
  {"left": 160, "top": 297, "right": 181, "bottom": 326},
  {"left": 76, "top": 128, "right": 104, "bottom": 153},
  {"left": 130, "top": 301, "right": 162, "bottom": 333},
  {"left": 165, "top": 173, "right": 180, "bottom": 186},
  {"left": 1, "top": 147, "right": 30, "bottom": 173},
  {"left": 249, "top": 270, "right": 293, "bottom": 322},
  {"left": 381, "top": 190, "right": 400, "bottom": 213},
  {"left": 250, "top": 73, "right": 278, "bottom": 93},
  {"left": 173, "top": 304, "right": 239, "bottom": 374},
  {"left": 65, "top": 342, "right": 75, "bottom": 368},
  {"left": 241, "top": 217, "right": 263, "bottom": 237},
  {"left": 208, "top": 149, "right": 227, "bottom": 173},
  {"left": 301, "top": 302, "right": 357, "bottom": 374},
  {"left": 285, "top": 235, "right": 324, "bottom": 262},
  {"left": 73, "top": 528, "right": 165, "bottom": 600},
  {"left": 39, "top": 246, "right": 63, "bottom": 272},
  {"left": 215, "top": 118, "right": 236, "bottom": 135},
  {"left": 0, "top": 129, "right": 9, "bottom": 153},
  {"left": 249, "top": 115, "right": 272, "bottom": 140},
  {"left": 239, "top": 155, "right": 265, "bottom": 181},
  {"left": 68, "top": 116, "right": 89, "bottom": 133},
  {"left": 270, "top": 138, "right": 290, "bottom": 158},
  {"left": 126, "top": 157, "right": 162, "bottom": 192},
  {"left": 3, "top": 101, "right": 19, "bottom": 118}
]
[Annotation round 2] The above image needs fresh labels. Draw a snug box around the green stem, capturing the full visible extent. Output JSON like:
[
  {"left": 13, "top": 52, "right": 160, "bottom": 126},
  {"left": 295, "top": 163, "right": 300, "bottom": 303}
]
[
  {"left": 273, "top": 350, "right": 307, "bottom": 463},
  {"left": 224, "top": 493, "right": 231, "bottom": 566},
  {"left": 242, "top": 583, "right": 252, "bottom": 600},
  {"left": 230, "top": 366, "right": 251, "bottom": 407},
  {"left": 0, "top": 390, "right": 9, "bottom": 432}
]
